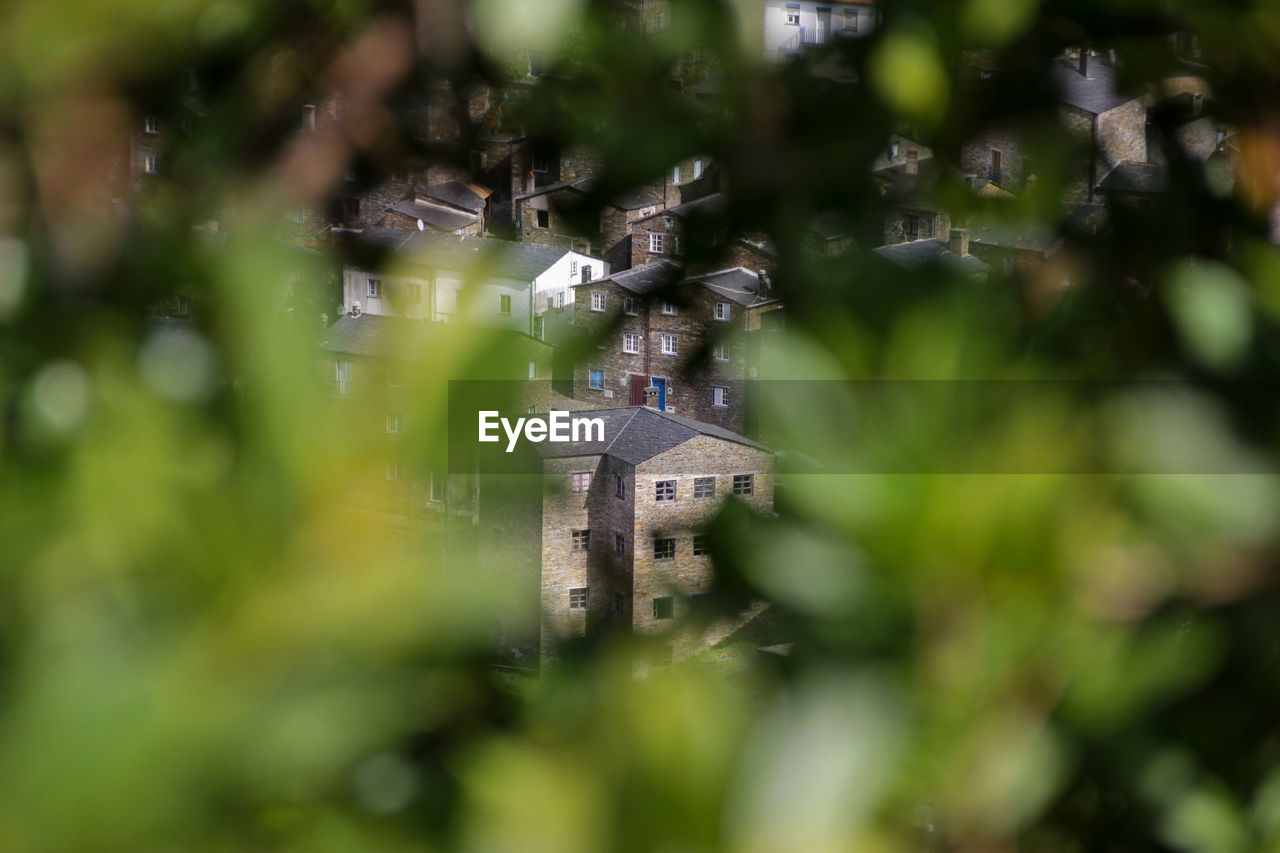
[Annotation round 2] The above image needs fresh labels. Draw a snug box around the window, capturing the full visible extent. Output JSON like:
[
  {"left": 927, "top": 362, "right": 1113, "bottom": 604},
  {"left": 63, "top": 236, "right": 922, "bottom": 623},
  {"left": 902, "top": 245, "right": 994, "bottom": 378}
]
[
  {"left": 990, "top": 149, "right": 1003, "bottom": 184},
  {"left": 661, "top": 302, "right": 678, "bottom": 315},
  {"left": 714, "top": 301, "right": 730, "bottom": 321},
  {"left": 653, "top": 538, "right": 675, "bottom": 560},
  {"left": 368, "top": 278, "right": 383, "bottom": 298},
  {"left": 903, "top": 214, "right": 931, "bottom": 241},
  {"left": 408, "top": 283, "right": 422, "bottom": 303},
  {"left": 713, "top": 343, "right": 729, "bottom": 361},
  {"left": 655, "top": 480, "right": 676, "bottom": 501},
  {"left": 623, "top": 296, "right": 638, "bottom": 315},
  {"left": 693, "top": 534, "right": 710, "bottom": 556},
  {"left": 713, "top": 386, "right": 730, "bottom": 408},
  {"left": 591, "top": 291, "right": 606, "bottom": 312},
  {"left": 572, "top": 529, "right": 591, "bottom": 551},
  {"left": 534, "top": 316, "right": 545, "bottom": 340},
  {"left": 589, "top": 369, "right": 604, "bottom": 390},
  {"left": 387, "top": 366, "right": 403, "bottom": 388},
  {"left": 649, "top": 233, "right": 664, "bottom": 254},
  {"left": 386, "top": 463, "right": 399, "bottom": 481},
  {"left": 844, "top": 8, "right": 858, "bottom": 32},
  {"left": 653, "top": 596, "right": 674, "bottom": 618},
  {"left": 693, "top": 476, "right": 715, "bottom": 498},
  {"left": 615, "top": 532, "right": 626, "bottom": 555},
  {"left": 144, "top": 115, "right": 159, "bottom": 134},
  {"left": 661, "top": 333, "right": 678, "bottom": 355},
  {"left": 673, "top": 165, "right": 681, "bottom": 185},
  {"left": 693, "top": 159, "right": 703, "bottom": 179},
  {"left": 292, "top": 208, "right": 305, "bottom": 224},
  {"left": 386, "top": 413, "right": 400, "bottom": 434},
  {"left": 499, "top": 294, "right": 512, "bottom": 315},
  {"left": 569, "top": 587, "right": 589, "bottom": 610},
  {"left": 336, "top": 360, "right": 352, "bottom": 395},
  {"left": 581, "top": 266, "right": 593, "bottom": 283},
  {"left": 732, "top": 474, "right": 754, "bottom": 495},
  {"left": 430, "top": 470, "right": 444, "bottom": 502},
  {"left": 528, "top": 361, "right": 537, "bottom": 380},
  {"left": 785, "top": 7, "right": 801, "bottom": 26},
  {"left": 555, "top": 290, "right": 565, "bottom": 309},
  {"left": 623, "top": 332, "right": 640, "bottom": 354},
  {"left": 144, "top": 155, "right": 159, "bottom": 174},
  {"left": 536, "top": 209, "right": 549, "bottom": 229},
  {"left": 177, "top": 295, "right": 191, "bottom": 318},
  {"left": 571, "top": 472, "right": 592, "bottom": 494},
  {"left": 570, "top": 259, "right": 578, "bottom": 278},
  {"left": 531, "top": 154, "right": 550, "bottom": 173},
  {"left": 614, "top": 473, "right": 625, "bottom": 498}
]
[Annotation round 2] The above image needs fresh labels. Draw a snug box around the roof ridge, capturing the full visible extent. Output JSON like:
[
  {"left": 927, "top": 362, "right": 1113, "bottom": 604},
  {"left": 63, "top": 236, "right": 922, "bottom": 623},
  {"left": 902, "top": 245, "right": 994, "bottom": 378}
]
[{"left": 603, "top": 407, "right": 642, "bottom": 455}]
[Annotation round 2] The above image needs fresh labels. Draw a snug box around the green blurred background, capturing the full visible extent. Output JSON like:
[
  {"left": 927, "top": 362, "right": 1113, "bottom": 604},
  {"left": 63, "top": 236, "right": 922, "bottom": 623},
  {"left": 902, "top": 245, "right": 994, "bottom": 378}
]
[{"left": 4, "top": 0, "right": 1280, "bottom": 850}]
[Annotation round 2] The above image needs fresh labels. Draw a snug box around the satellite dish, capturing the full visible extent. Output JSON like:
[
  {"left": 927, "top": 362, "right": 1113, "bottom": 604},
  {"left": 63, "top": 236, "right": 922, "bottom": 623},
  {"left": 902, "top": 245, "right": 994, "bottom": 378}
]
[{"left": 417, "top": 219, "right": 425, "bottom": 231}]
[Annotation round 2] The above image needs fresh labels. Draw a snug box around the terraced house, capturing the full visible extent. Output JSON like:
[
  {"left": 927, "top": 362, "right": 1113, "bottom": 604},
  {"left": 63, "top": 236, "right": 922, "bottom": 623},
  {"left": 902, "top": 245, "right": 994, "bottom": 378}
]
[
  {"left": 532, "top": 405, "right": 773, "bottom": 662},
  {"left": 569, "top": 262, "right": 783, "bottom": 432}
]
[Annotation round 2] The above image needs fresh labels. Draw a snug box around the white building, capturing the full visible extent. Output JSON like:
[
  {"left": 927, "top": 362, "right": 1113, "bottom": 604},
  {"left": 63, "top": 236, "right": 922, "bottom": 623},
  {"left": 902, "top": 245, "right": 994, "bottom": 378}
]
[
  {"left": 340, "top": 229, "right": 606, "bottom": 338},
  {"left": 760, "top": 0, "right": 876, "bottom": 60}
]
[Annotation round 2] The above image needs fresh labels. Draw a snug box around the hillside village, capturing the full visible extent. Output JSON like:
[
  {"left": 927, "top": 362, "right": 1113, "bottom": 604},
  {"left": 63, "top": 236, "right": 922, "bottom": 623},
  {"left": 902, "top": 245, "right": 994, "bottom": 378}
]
[{"left": 133, "top": 0, "right": 1238, "bottom": 663}]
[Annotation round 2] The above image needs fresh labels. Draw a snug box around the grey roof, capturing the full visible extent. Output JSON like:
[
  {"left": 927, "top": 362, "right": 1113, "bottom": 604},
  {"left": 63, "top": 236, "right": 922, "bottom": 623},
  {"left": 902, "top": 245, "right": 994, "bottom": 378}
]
[
  {"left": 634, "top": 192, "right": 726, "bottom": 224},
  {"left": 533, "top": 405, "right": 769, "bottom": 463},
  {"left": 688, "top": 267, "right": 779, "bottom": 307},
  {"left": 968, "top": 221, "right": 1058, "bottom": 253},
  {"left": 349, "top": 229, "right": 569, "bottom": 282},
  {"left": 1097, "top": 161, "right": 1167, "bottom": 195},
  {"left": 386, "top": 199, "right": 477, "bottom": 233},
  {"left": 582, "top": 259, "right": 682, "bottom": 294},
  {"left": 515, "top": 175, "right": 662, "bottom": 211},
  {"left": 1052, "top": 57, "right": 1141, "bottom": 115},
  {"left": 873, "top": 239, "right": 990, "bottom": 275},
  {"left": 414, "top": 181, "right": 488, "bottom": 213}
]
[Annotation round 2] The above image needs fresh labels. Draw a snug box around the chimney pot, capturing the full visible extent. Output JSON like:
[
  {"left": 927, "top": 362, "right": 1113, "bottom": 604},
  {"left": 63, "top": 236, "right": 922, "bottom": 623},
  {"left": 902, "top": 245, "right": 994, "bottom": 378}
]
[
  {"left": 1079, "top": 49, "right": 1089, "bottom": 78},
  {"left": 949, "top": 228, "right": 970, "bottom": 257}
]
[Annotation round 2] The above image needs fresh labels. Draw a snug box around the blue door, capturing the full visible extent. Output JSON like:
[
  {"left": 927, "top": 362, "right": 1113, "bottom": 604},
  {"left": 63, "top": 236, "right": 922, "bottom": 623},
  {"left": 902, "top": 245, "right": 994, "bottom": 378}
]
[{"left": 651, "top": 377, "right": 666, "bottom": 410}]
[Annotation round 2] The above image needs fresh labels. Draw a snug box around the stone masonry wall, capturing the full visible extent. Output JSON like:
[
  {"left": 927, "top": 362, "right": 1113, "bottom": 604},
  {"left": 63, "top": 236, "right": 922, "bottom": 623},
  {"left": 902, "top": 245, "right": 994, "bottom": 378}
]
[{"left": 539, "top": 454, "right": 603, "bottom": 657}]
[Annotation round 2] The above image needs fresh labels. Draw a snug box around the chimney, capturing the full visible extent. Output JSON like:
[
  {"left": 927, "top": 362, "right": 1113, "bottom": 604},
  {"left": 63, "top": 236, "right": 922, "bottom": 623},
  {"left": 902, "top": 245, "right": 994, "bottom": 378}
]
[
  {"left": 643, "top": 386, "right": 661, "bottom": 409},
  {"left": 525, "top": 170, "right": 535, "bottom": 193},
  {"left": 1078, "top": 49, "right": 1089, "bottom": 78},
  {"left": 906, "top": 150, "right": 919, "bottom": 175},
  {"left": 757, "top": 269, "right": 772, "bottom": 294},
  {"left": 949, "top": 228, "right": 970, "bottom": 256},
  {"left": 351, "top": 301, "right": 362, "bottom": 318}
]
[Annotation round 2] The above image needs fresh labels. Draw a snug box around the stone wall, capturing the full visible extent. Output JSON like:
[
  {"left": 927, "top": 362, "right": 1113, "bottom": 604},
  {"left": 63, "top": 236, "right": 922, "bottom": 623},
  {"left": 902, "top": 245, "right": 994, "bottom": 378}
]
[
  {"left": 960, "top": 123, "right": 1027, "bottom": 190},
  {"left": 1097, "top": 99, "right": 1148, "bottom": 173}
]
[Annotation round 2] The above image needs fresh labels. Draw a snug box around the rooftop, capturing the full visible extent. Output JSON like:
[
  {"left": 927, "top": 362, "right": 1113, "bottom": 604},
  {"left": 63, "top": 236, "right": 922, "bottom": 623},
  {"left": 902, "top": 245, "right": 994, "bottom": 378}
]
[
  {"left": 1097, "top": 161, "right": 1167, "bottom": 195},
  {"left": 581, "top": 259, "right": 683, "bottom": 294},
  {"left": 319, "top": 313, "right": 548, "bottom": 359},
  {"left": 688, "top": 267, "right": 779, "bottom": 307},
  {"left": 873, "top": 239, "right": 990, "bottom": 276},
  {"left": 346, "top": 229, "right": 572, "bottom": 281},
  {"left": 533, "top": 405, "right": 769, "bottom": 463},
  {"left": 1052, "top": 55, "right": 1142, "bottom": 115}
]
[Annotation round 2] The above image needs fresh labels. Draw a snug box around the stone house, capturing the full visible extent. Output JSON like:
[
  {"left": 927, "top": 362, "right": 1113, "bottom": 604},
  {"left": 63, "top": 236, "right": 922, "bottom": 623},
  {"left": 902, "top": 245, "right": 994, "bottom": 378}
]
[
  {"left": 339, "top": 228, "right": 605, "bottom": 338},
  {"left": 569, "top": 262, "right": 782, "bottom": 432},
  {"left": 376, "top": 181, "right": 491, "bottom": 235},
  {"left": 530, "top": 405, "right": 773, "bottom": 661},
  {"left": 514, "top": 176, "right": 664, "bottom": 265},
  {"left": 873, "top": 228, "right": 989, "bottom": 279},
  {"left": 874, "top": 157, "right": 951, "bottom": 247},
  {"left": 1053, "top": 51, "right": 1149, "bottom": 203},
  {"left": 318, "top": 312, "right": 553, "bottom": 522},
  {"left": 629, "top": 193, "right": 728, "bottom": 269},
  {"left": 758, "top": 0, "right": 877, "bottom": 60}
]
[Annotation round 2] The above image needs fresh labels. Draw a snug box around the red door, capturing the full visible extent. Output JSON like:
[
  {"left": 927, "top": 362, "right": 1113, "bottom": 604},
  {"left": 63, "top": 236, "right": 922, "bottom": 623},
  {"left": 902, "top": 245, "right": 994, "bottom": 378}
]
[{"left": 629, "top": 374, "right": 647, "bottom": 405}]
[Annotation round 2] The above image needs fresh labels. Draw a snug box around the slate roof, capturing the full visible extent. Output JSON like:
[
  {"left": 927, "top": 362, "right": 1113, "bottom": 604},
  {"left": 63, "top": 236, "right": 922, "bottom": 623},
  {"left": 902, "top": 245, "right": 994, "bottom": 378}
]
[
  {"left": 1097, "top": 161, "right": 1167, "bottom": 195},
  {"left": 533, "top": 405, "right": 769, "bottom": 462},
  {"left": 1052, "top": 56, "right": 1141, "bottom": 115},
  {"left": 320, "top": 313, "right": 550, "bottom": 359},
  {"left": 580, "top": 259, "right": 683, "bottom": 295},
  {"left": 513, "top": 175, "right": 662, "bottom": 211},
  {"left": 414, "top": 180, "right": 488, "bottom": 213},
  {"left": 688, "top": 267, "right": 779, "bottom": 307},
  {"left": 873, "top": 239, "right": 990, "bottom": 275},
  {"left": 969, "top": 221, "right": 1058, "bottom": 253},
  {"left": 632, "top": 192, "right": 727, "bottom": 225},
  {"left": 347, "top": 229, "right": 569, "bottom": 282},
  {"left": 386, "top": 199, "right": 477, "bottom": 233}
]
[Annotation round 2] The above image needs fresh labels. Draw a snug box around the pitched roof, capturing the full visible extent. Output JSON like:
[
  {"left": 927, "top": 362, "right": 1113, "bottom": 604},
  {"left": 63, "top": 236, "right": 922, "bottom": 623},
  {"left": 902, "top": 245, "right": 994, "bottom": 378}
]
[
  {"left": 413, "top": 180, "right": 488, "bottom": 213},
  {"left": 347, "top": 229, "right": 569, "bottom": 281},
  {"left": 968, "top": 221, "right": 1058, "bottom": 253},
  {"left": 581, "top": 259, "right": 682, "bottom": 294},
  {"left": 533, "top": 405, "right": 769, "bottom": 463},
  {"left": 514, "top": 175, "right": 662, "bottom": 211},
  {"left": 634, "top": 192, "right": 726, "bottom": 224},
  {"left": 688, "top": 267, "right": 779, "bottom": 307},
  {"left": 873, "top": 239, "right": 990, "bottom": 275},
  {"left": 386, "top": 199, "right": 477, "bottom": 233},
  {"left": 1097, "top": 161, "right": 1166, "bottom": 195},
  {"left": 319, "top": 313, "right": 549, "bottom": 359},
  {"left": 1052, "top": 56, "right": 1141, "bottom": 115}
]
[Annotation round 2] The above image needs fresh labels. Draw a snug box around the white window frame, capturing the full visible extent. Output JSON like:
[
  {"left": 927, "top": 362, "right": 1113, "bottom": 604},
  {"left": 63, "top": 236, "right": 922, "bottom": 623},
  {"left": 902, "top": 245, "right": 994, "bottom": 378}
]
[
  {"left": 673, "top": 165, "right": 681, "bottom": 185},
  {"left": 693, "top": 159, "right": 704, "bottom": 179},
  {"left": 385, "top": 463, "right": 399, "bottom": 481},
  {"left": 571, "top": 529, "right": 591, "bottom": 551},
  {"left": 713, "top": 343, "right": 729, "bottom": 362},
  {"left": 591, "top": 291, "right": 606, "bottom": 312},
  {"left": 693, "top": 476, "right": 715, "bottom": 498},
  {"left": 661, "top": 333, "right": 678, "bottom": 355},
  {"left": 336, "top": 360, "right": 352, "bottom": 395},
  {"left": 714, "top": 301, "right": 730, "bottom": 321},
  {"left": 368, "top": 278, "right": 383, "bottom": 299},
  {"left": 661, "top": 302, "right": 678, "bottom": 315},
  {"left": 571, "top": 471, "right": 592, "bottom": 494},
  {"left": 623, "top": 332, "right": 640, "bottom": 354},
  {"left": 785, "top": 7, "right": 801, "bottom": 26},
  {"left": 144, "top": 115, "right": 159, "bottom": 134},
  {"left": 649, "top": 233, "right": 664, "bottom": 254},
  {"left": 713, "top": 385, "right": 730, "bottom": 408},
  {"left": 655, "top": 480, "right": 676, "bottom": 502},
  {"left": 144, "top": 155, "right": 159, "bottom": 174},
  {"left": 386, "top": 413, "right": 400, "bottom": 434},
  {"left": 499, "top": 294, "right": 512, "bottom": 315}
]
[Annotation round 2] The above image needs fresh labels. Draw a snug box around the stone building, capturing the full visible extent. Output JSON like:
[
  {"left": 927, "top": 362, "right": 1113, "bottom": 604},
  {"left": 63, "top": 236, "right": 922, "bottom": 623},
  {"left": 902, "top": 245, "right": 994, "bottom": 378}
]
[
  {"left": 514, "top": 176, "right": 664, "bottom": 263},
  {"left": 529, "top": 405, "right": 773, "bottom": 661},
  {"left": 569, "top": 262, "right": 782, "bottom": 431}
]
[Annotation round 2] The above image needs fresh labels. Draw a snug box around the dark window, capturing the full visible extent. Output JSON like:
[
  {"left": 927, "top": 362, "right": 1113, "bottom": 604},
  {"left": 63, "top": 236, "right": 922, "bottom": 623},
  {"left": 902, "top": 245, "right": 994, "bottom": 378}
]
[
  {"left": 569, "top": 587, "right": 588, "bottom": 609},
  {"left": 653, "top": 596, "right": 674, "bottom": 619},
  {"left": 623, "top": 296, "right": 638, "bottom": 315},
  {"left": 614, "top": 473, "right": 625, "bottom": 498},
  {"left": 732, "top": 474, "right": 754, "bottom": 495},
  {"left": 693, "top": 477, "right": 715, "bottom": 498},
  {"left": 655, "top": 480, "right": 676, "bottom": 501},
  {"left": 693, "top": 534, "right": 710, "bottom": 556},
  {"left": 536, "top": 209, "right": 549, "bottom": 228},
  {"left": 615, "top": 532, "right": 625, "bottom": 555},
  {"left": 653, "top": 538, "right": 675, "bottom": 560},
  {"left": 572, "top": 529, "right": 591, "bottom": 551}
]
